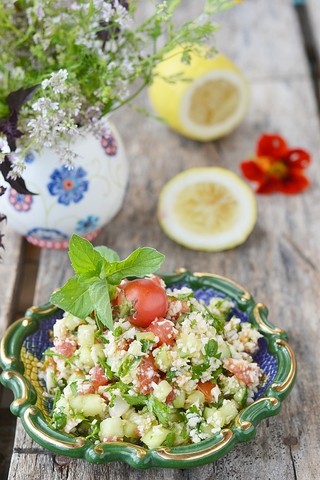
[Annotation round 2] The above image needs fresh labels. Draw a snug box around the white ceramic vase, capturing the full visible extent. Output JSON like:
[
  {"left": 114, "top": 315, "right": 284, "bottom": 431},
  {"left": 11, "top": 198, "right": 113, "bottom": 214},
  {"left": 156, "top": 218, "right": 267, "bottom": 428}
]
[{"left": 1, "top": 120, "right": 129, "bottom": 249}]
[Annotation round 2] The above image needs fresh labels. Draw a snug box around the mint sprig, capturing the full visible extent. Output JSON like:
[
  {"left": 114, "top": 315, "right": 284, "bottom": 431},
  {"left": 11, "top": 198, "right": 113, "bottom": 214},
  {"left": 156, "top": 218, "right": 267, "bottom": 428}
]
[{"left": 50, "top": 234, "right": 165, "bottom": 330}]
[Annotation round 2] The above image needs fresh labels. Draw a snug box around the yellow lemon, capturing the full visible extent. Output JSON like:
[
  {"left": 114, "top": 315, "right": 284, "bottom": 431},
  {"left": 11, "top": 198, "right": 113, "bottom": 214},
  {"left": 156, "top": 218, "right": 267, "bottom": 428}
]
[
  {"left": 149, "top": 46, "right": 250, "bottom": 141},
  {"left": 158, "top": 167, "right": 257, "bottom": 252}
]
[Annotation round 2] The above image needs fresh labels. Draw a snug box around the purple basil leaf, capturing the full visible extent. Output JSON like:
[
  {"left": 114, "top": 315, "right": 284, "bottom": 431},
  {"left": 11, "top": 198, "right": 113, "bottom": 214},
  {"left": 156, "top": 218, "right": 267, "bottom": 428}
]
[
  {"left": 0, "top": 156, "right": 37, "bottom": 195},
  {"left": 0, "top": 111, "right": 24, "bottom": 151},
  {"left": 6, "top": 84, "right": 40, "bottom": 113}
]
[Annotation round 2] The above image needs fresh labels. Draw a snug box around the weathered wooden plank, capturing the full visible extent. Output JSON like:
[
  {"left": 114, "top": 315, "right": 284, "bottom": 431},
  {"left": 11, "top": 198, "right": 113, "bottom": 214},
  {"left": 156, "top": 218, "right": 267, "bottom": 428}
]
[
  {"left": 215, "top": 0, "right": 308, "bottom": 81},
  {"left": 7, "top": 0, "right": 320, "bottom": 479},
  {"left": 0, "top": 226, "right": 23, "bottom": 338},
  {"left": 307, "top": 0, "right": 320, "bottom": 55},
  {"left": 8, "top": 75, "right": 320, "bottom": 479}
]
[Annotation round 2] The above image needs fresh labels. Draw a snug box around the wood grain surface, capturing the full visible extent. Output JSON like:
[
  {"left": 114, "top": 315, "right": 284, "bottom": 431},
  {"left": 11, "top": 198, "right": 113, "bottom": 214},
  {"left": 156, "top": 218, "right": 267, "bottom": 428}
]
[{"left": 3, "top": 1, "right": 320, "bottom": 479}]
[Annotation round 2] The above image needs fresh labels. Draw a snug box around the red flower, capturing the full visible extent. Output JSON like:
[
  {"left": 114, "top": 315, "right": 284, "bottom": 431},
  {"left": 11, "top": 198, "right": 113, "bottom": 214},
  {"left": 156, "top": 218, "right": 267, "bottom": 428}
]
[{"left": 240, "top": 134, "right": 311, "bottom": 194}]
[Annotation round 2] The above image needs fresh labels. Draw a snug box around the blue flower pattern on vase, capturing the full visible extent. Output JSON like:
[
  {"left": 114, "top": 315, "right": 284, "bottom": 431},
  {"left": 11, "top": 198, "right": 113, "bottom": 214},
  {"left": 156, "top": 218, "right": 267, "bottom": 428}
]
[
  {"left": 76, "top": 215, "right": 100, "bottom": 233},
  {"left": 27, "top": 227, "right": 69, "bottom": 241},
  {"left": 47, "top": 166, "right": 89, "bottom": 205},
  {"left": 25, "top": 150, "right": 35, "bottom": 164}
]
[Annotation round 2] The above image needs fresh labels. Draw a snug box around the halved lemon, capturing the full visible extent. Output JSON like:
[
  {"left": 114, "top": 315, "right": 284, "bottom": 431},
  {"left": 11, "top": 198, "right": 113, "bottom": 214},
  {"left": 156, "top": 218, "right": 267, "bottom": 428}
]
[
  {"left": 158, "top": 167, "right": 257, "bottom": 252},
  {"left": 149, "top": 46, "right": 250, "bottom": 141}
]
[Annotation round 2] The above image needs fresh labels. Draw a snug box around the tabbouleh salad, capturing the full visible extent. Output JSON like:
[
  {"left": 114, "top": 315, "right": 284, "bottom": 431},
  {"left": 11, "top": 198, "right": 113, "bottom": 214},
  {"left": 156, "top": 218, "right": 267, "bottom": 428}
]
[{"left": 41, "top": 275, "right": 266, "bottom": 449}]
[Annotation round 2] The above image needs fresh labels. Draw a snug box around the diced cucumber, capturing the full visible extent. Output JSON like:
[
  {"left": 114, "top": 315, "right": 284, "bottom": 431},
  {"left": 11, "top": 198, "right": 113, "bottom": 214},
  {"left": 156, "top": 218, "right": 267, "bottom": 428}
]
[
  {"left": 185, "top": 390, "right": 205, "bottom": 408},
  {"left": 168, "top": 410, "right": 181, "bottom": 423},
  {"left": 218, "top": 341, "right": 231, "bottom": 359},
  {"left": 153, "top": 380, "right": 172, "bottom": 402},
  {"left": 203, "top": 406, "right": 225, "bottom": 428},
  {"left": 78, "top": 324, "right": 95, "bottom": 347},
  {"left": 218, "top": 399, "right": 238, "bottom": 424},
  {"left": 63, "top": 313, "right": 82, "bottom": 331},
  {"left": 109, "top": 396, "right": 130, "bottom": 418},
  {"left": 141, "top": 425, "right": 170, "bottom": 449},
  {"left": 99, "top": 417, "right": 124, "bottom": 440},
  {"left": 136, "top": 331, "right": 156, "bottom": 342},
  {"left": 70, "top": 394, "right": 106, "bottom": 417},
  {"left": 200, "top": 423, "right": 214, "bottom": 435},
  {"left": 123, "top": 420, "right": 139, "bottom": 439},
  {"left": 122, "top": 406, "right": 135, "bottom": 420},
  {"left": 154, "top": 348, "right": 172, "bottom": 371},
  {"left": 67, "top": 371, "right": 85, "bottom": 384},
  {"left": 172, "top": 390, "right": 186, "bottom": 409},
  {"left": 79, "top": 345, "right": 95, "bottom": 367},
  {"left": 233, "top": 386, "right": 247, "bottom": 407},
  {"left": 203, "top": 406, "right": 217, "bottom": 420},
  {"left": 172, "top": 422, "right": 189, "bottom": 446},
  {"left": 91, "top": 344, "right": 105, "bottom": 364}
]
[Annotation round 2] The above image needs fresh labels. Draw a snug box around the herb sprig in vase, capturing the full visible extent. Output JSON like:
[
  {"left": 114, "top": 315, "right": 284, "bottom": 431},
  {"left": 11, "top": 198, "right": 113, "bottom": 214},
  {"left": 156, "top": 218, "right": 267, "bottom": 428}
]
[{"left": 0, "top": 0, "right": 238, "bottom": 250}]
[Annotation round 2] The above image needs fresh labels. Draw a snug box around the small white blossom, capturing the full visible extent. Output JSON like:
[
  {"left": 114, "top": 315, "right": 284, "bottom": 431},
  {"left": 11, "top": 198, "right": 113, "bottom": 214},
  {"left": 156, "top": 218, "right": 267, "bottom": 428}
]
[
  {"left": 0, "top": 137, "right": 11, "bottom": 155},
  {"left": 41, "top": 69, "right": 68, "bottom": 94},
  {"left": 6, "top": 152, "right": 26, "bottom": 180}
]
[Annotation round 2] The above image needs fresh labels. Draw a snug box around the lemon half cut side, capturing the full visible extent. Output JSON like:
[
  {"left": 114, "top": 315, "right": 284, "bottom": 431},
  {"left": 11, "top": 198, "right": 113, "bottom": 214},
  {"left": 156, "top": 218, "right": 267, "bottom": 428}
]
[
  {"left": 158, "top": 168, "right": 257, "bottom": 252},
  {"left": 149, "top": 49, "right": 250, "bottom": 141}
]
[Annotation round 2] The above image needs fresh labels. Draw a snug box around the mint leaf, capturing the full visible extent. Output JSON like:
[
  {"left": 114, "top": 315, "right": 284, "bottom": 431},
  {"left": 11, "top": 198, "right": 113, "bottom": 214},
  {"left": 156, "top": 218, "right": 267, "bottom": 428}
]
[
  {"left": 105, "top": 247, "right": 165, "bottom": 285},
  {"left": 51, "top": 237, "right": 166, "bottom": 332},
  {"left": 94, "top": 245, "right": 120, "bottom": 262},
  {"left": 50, "top": 276, "right": 93, "bottom": 319},
  {"left": 69, "top": 234, "right": 104, "bottom": 276},
  {"left": 89, "top": 280, "right": 113, "bottom": 330}
]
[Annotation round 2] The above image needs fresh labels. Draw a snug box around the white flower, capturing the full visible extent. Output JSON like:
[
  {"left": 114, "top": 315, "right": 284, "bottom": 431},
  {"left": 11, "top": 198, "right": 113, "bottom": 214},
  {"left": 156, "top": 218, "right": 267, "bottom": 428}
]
[
  {"left": 6, "top": 152, "right": 26, "bottom": 180},
  {"left": 0, "top": 137, "right": 11, "bottom": 155},
  {"left": 41, "top": 70, "right": 68, "bottom": 94}
]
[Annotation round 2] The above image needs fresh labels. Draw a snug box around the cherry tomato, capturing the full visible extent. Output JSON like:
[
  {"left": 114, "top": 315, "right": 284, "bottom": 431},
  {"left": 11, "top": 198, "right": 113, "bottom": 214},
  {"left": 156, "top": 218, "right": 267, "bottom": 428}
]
[
  {"left": 197, "top": 381, "right": 216, "bottom": 403},
  {"left": 121, "top": 278, "right": 168, "bottom": 328},
  {"left": 146, "top": 318, "right": 176, "bottom": 346},
  {"left": 136, "top": 354, "right": 160, "bottom": 394}
]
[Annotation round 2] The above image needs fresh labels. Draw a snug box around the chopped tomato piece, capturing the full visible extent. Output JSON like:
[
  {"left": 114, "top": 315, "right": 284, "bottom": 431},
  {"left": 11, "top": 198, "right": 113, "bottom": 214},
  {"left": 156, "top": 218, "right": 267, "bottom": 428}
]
[
  {"left": 55, "top": 339, "right": 76, "bottom": 358},
  {"left": 224, "top": 358, "right": 261, "bottom": 386},
  {"left": 90, "top": 366, "right": 109, "bottom": 388},
  {"left": 136, "top": 354, "right": 160, "bottom": 394},
  {"left": 146, "top": 318, "right": 176, "bottom": 347},
  {"left": 165, "top": 389, "right": 175, "bottom": 405},
  {"left": 197, "top": 381, "right": 216, "bottom": 403}
]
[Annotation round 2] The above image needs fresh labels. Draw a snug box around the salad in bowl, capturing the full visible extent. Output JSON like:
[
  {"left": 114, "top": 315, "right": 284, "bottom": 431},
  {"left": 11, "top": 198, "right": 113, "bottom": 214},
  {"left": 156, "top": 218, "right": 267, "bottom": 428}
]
[{"left": 0, "top": 235, "right": 296, "bottom": 468}]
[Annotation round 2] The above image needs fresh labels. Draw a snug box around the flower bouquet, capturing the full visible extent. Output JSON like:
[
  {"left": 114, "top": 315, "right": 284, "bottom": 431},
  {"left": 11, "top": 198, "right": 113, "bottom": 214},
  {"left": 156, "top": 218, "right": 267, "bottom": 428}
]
[{"left": 0, "top": 0, "right": 239, "bottom": 250}]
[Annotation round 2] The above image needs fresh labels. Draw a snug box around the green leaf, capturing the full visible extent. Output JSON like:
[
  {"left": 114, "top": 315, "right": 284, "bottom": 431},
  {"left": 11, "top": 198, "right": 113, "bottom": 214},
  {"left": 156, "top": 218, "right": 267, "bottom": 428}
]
[
  {"left": 204, "top": 339, "right": 219, "bottom": 357},
  {"left": 69, "top": 234, "right": 104, "bottom": 276},
  {"left": 89, "top": 280, "right": 113, "bottom": 330},
  {"left": 50, "top": 276, "right": 93, "bottom": 319},
  {"left": 105, "top": 247, "right": 165, "bottom": 285},
  {"left": 148, "top": 395, "right": 171, "bottom": 425},
  {"left": 162, "top": 431, "right": 176, "bottom": 447},
  {"left": 94, "top": 245, "right": 120, "bottom": 262},
  {"left": 122, "top": 393, "right": 148, "bottom": 407}
]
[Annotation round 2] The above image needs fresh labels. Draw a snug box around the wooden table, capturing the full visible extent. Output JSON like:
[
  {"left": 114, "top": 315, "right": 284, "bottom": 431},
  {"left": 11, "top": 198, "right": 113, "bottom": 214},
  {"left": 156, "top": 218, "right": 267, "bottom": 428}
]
[{"left": 1, "top": 1, "right": 320, "bottom": 478}]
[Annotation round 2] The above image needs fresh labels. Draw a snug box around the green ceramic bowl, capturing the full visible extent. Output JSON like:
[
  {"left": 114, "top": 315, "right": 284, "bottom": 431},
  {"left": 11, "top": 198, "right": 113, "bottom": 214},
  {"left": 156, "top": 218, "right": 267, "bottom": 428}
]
[{"left": 0, "top": 270, "right": 296, "bottom": 468}]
